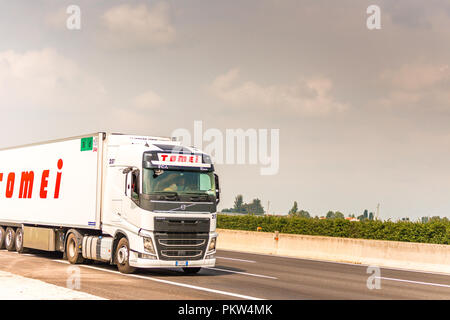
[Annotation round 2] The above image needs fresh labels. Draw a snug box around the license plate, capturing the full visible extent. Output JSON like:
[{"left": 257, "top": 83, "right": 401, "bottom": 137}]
[{"left": 175, "top": 261, "right": 188, "bottom": 267}]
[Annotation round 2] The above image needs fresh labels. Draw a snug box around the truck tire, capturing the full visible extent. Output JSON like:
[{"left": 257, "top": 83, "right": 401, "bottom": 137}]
[
  {"left": 15, "top": 227, "right": 28, "bottom": 253},
  {"left": 5, "top": 227, "right": 16, "bottom": 251},
  {"left": 182, "top": 267, "right": 202, "bottom": 274},
  {"left": 0, "top": 227, "right": 5, "bottom": 249},
  {"left": 66, "top": 233, "right": 84, "bottom": 264},
  {"left": 115, "top": 237, "right": 136, "bottom": 274}
]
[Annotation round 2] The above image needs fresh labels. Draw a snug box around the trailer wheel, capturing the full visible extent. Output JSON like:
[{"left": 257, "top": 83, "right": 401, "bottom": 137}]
[
  {"left": 115, "top": 238, "right": 136, "bottom": 274},
  {"left": 15, "top": 227, "right": 28, "bottom": 253},
  {"left": 5, "top": 227, "right": 16, "bottom": 251},
  {"left": 0, "top": 227, "right": 5, "bottom": 249},
  {"left": 182, "top": 267, "right": 201, "bottom": 274},
  {"left": 66, "top": 233, "right": 84, "bottom": 264}
]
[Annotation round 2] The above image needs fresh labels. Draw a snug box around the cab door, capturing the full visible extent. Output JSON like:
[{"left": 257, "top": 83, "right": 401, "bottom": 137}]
[
  {"left": 122, "top": 168, "right": 140, "bottom": 222},
  {"left": 110, "top": 167, "right": 125, "bottom": 223}
]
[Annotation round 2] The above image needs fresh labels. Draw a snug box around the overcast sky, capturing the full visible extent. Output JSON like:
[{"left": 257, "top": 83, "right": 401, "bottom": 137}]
[{"left": 0, "top": 0, "right": 449, "bottom": 220}]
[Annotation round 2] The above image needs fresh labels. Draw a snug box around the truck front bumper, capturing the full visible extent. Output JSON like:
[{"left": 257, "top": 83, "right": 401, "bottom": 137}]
[{"left": 129, "top": 251, "right": 216, "bottom": 268}]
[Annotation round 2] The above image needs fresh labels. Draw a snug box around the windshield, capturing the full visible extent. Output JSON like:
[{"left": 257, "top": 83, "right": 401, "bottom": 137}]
[{"left": 143, "top": 168, "right": 215, "bottom": 195}]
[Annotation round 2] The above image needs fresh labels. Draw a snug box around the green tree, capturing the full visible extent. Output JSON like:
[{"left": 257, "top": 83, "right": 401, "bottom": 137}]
[
  {"left": 326, "top": 211, "right": 335, "bottom": 219},
  {"left": 288, "top": 201, "right": 299, "bottom": 215},
  {"left": 245, "top": 198, "right": 265, "bottom": 215},
  {"left": 298, "top": 210, "right": 310, "bottom": 218},
  {"left": 233, "top": 195, "right": 244, "bottom": 213},
  {"left": 334, "top": 211, "right": 345, "bottom": 219},
  {"left": 363, "top": 210, "right": 368, "bottom": 220}
]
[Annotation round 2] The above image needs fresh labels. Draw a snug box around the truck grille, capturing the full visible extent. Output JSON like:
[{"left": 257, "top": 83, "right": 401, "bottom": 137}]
[
  {"left": 154, "top": 233, "right": 208, "bottom": 261},
  {"left": 154, "top": 217, "right": 210, "bottom": 233},
  {"left": 158, "top": 239, "right": 205, "bottom": 247},
  {"left": 161, "top": 250, "right": 203, "bottom": 259}
]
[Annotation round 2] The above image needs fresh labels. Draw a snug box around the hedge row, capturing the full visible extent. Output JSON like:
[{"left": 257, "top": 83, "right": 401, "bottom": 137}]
[{"left": 217, "top": 215, "right": 450, "bottom": 245}]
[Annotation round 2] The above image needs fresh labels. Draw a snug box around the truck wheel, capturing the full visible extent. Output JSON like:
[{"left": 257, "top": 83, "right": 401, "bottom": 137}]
[
  {"left": 5, "top": 227, "right": 16, "bottom": 251},
  {"left": 182, "top": 267, "right": 202, "bottom": 274},
  {"left": 15, "top": 228, "right": 28, "bottom": 253},
  {"left": 66, "top": 233, "right": 84, "bottom": 264},
  {"left": 0, "top": 227, "right": 5, "bottom": 249},
  {"left": 115, "top": 238, "right": 136, "bottom": 274}
]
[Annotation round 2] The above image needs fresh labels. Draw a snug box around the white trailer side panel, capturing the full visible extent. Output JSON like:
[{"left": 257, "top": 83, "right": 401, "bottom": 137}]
[{"left": 0, "top": 134, "right": 102, "bottom": 229}]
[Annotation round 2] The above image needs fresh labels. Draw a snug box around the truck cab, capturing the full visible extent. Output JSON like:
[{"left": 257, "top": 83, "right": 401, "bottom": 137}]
[{"left": 101, "top": 134, "right": 219, "bottom": 273}]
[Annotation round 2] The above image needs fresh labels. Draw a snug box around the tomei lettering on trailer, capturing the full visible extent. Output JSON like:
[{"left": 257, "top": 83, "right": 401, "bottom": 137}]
[{"left": 0, "top": 159, "right": 63, "bottom": 199}]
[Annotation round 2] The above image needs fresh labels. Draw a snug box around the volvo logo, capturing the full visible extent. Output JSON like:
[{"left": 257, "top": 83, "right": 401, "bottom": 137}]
[{"left": 169, "top": 203, "right": 196, "bottom": 212}]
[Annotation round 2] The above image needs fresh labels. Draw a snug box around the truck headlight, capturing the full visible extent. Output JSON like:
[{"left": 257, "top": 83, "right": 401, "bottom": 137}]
[
  {"left": 139, "top": 229, "right": 156, "bottom": 255},
  {"left": 143, "top": 237, "right": 155, "bottom": 254},
  {"left": 208, "top": 237, "right": 216, "bottom": 252}
]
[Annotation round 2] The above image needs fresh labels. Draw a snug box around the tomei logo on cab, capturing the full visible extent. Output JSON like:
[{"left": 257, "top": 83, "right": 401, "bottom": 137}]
[
  {"left": 158, "top": 153, "right": 201, "bottom": 164},
  {"left": 0, "top": 159, "right": 64, "bottom": 199}
]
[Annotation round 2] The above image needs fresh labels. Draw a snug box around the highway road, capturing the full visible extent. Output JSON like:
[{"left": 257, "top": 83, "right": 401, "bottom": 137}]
[{"left": 0, "top": 249, "right": 450, "bottom": 299}]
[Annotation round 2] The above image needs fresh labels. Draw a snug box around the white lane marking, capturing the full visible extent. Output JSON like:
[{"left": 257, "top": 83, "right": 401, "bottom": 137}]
[
  {"left": 52, "top": 260, "right": 264, "bottom": 300},
  {"left": 378, "top": 277, "right": 450, "bottom": 289},
  {"left": 205, "top": 267, "right": 277, "bottom": 279},
  {"left": 217, "top": 256, "right": 256, "bottom": 263}
]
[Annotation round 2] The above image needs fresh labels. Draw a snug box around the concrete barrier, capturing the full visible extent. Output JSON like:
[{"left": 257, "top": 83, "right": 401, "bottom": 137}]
[{"left": 216, "top": 228, "right": 450, "bottom": 274}]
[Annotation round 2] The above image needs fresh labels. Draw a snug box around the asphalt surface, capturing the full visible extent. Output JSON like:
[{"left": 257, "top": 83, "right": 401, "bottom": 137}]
[{"left": 0, "top": 249, "right": 450, "bottom": 299}]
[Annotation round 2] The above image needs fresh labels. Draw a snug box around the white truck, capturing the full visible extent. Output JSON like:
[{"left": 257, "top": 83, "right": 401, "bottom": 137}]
[{"left": 0, "top": 133, "right": 219, "bottom": 273}]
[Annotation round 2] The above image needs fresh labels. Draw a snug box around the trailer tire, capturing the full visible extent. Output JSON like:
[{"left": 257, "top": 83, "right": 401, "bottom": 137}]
[
  {"left": 182, "top": 267, "right": 201, "bottom": 274},
  {"left": 0, "top": 227, "right": 5, "bottom": 249},
  {"left": 66, "top": 233, "right": 84, "bottom": 264},
  {"left": 5, "top": 227, "right": 16, "bottom": 251},
  {"left": 115, "top": 237, "right": 136, "bottom": 274},
  {"left": 15, "top": 227, "right": 28, "bottom": 253}
]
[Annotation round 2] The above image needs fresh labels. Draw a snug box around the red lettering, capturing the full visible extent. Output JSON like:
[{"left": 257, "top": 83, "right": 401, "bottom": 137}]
[
  {"left": 179, "top": 155, "right": 187, "bottom": 162},
  {"left": 189, "top": 156, "right": 194, "bottom": 163},
  {"left": 161, "top": 154, "right": 168, "bottom": 161},
  {"left": 6, "top": 173, "right": 15, "bottom": 198},
  {"left": 54, "top": 159, "right": 63, "bottom": 199},
  {"left": 0, "top": 173, "right": 3, "bottom": 182},
  {"left": 19, "top": 171, "right": 34, "bottom": 198},
  {"left": 170, "top": 155, "right": 176, "bottom": 162},
  {"left": 40, "top": 170, "right": 50, "bottom": 198}
]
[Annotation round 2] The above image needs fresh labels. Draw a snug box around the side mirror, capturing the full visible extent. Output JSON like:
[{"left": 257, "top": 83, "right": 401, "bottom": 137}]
[
  {"left": 124, "top": 168, "right": 140, "bottom": 201},
  {"left": 214, "top": 174, "right": 220, "bottom": 204},
  {"left": 125, "top": 171, "right": 132, "bottom": 197}
]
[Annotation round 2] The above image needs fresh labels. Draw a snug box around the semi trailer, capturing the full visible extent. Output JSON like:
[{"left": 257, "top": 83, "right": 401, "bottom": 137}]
[{"left": 0, "top": 133, "right": 219, "bottom": 274}]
